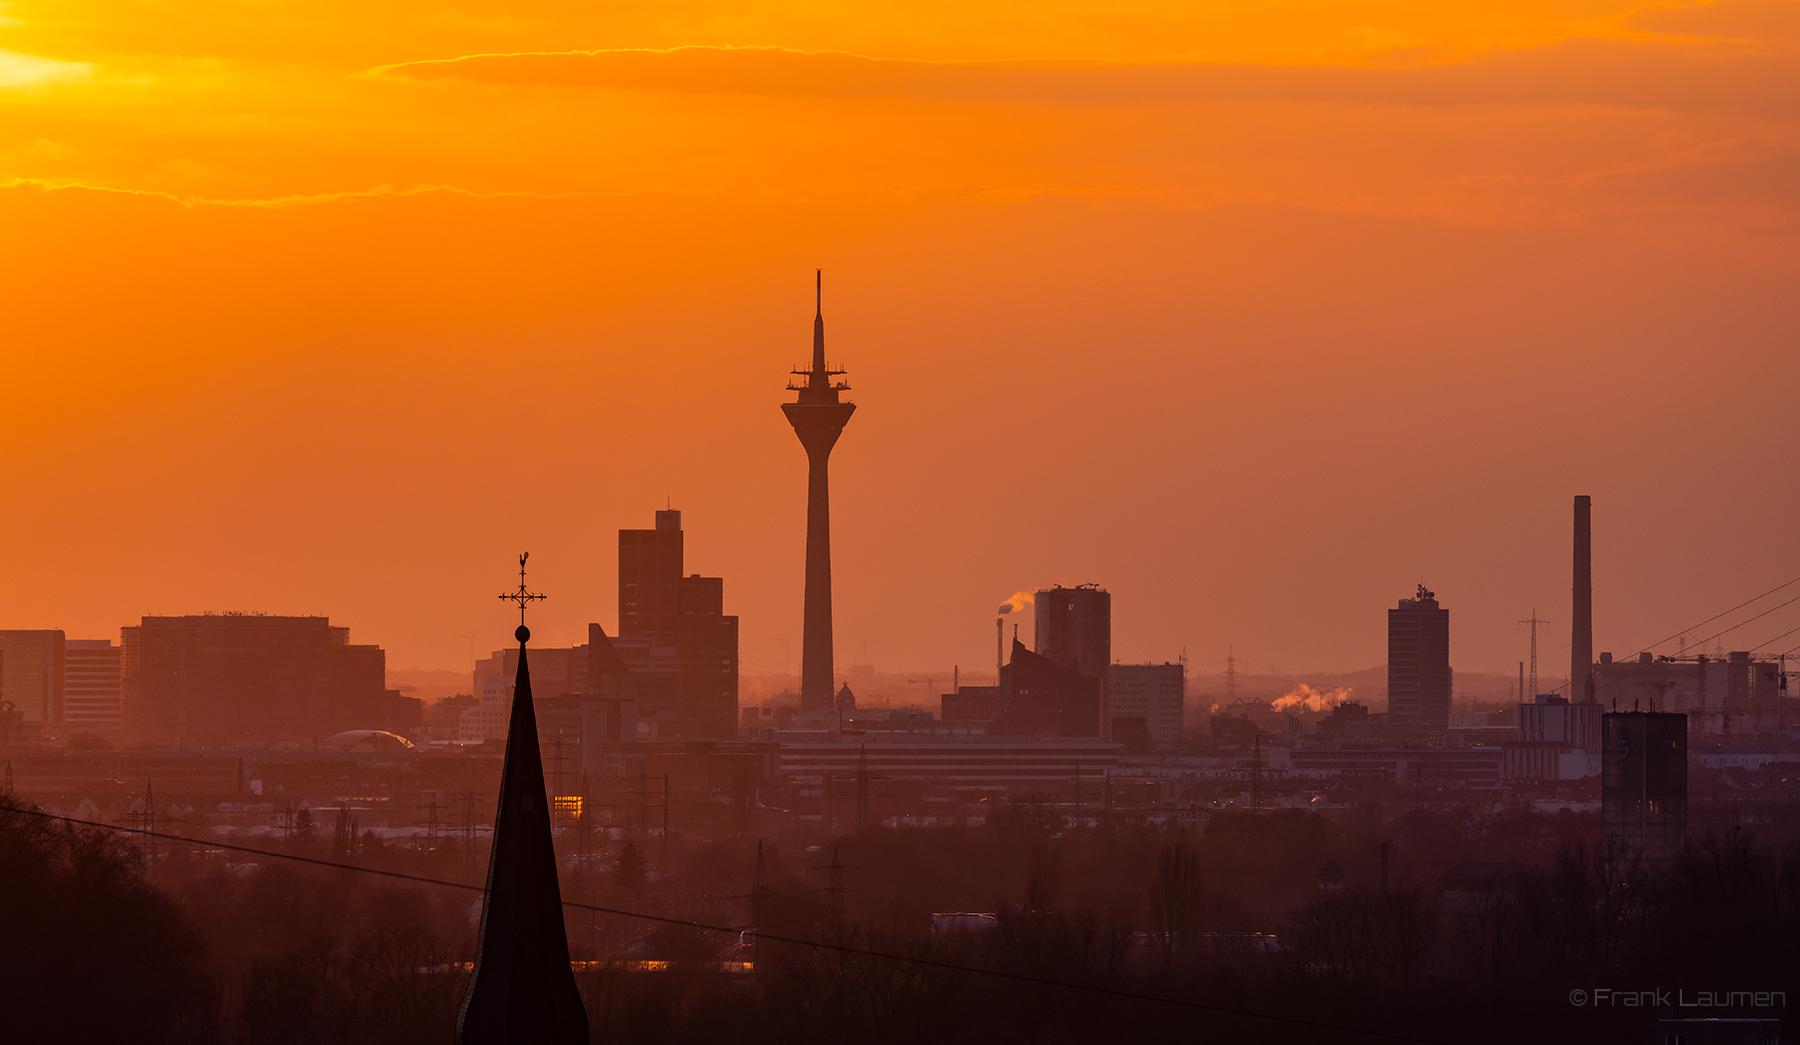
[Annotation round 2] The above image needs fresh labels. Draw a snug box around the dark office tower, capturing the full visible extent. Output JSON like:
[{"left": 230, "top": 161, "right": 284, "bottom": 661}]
[
  {"left": 1601, "top": 711, "right": 1686, "bottom": 865},
  {"left": 616, "top": 509, "right": 740, "bottom": 738},
  {"left": 781, "top": 271, "right": 855, "bottom": 720},
  {"left": 1387, "top": 585, "right": 1451, "bottom": 727},
  {"left": 1035, "top": 585, "right": 1111, "bottom": 736},
  {"left": 619, "top": 509, "right": 684, "bottom": 636},
  {"left": 119, "top": 615, "right": 419, "bottom": 745},
  {"left": 1572, "top": 495, "right": 1594, "bottom": 702}
]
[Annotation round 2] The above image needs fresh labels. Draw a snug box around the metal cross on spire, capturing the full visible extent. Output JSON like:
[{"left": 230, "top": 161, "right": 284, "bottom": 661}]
[{"left": 499, "top": 552, "right": 546, "bottom": 640}]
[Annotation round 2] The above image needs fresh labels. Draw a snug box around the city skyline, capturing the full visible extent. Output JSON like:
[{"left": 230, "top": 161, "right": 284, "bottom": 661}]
[
  {"left": 4, "top": 3, "right": 1796, "bottom": 1041},
  {"left": 3, "top": 4, "right": 1795, "bottom": 685}
]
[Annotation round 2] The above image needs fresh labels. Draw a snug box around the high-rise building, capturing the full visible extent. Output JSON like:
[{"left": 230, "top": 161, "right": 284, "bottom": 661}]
[
  {"left": 0, "top": 630, "right": 65, "bottom": 725},
  {"left": 1388, "top": 584, "right": 1451, "bottom": 727},
  {"left": 782, "top": 272, "right": 855, "bottom": 725},
  {"left": 63, "top": 639, "right": 121, "bottom": 732},
  {"left": 1108, "top": 662, "right": 1185, "bottom": 749},
  {"left": 1034, "top": 585, "right": 1110, "bottom": 736},
  {"left": 617, "top": 509, "right": 739, "bottom": 738},
  {"left": 619, "top": 509, "right": 685, "bottom": 637},
  {"left": 120, "top": 615, "right": 419, "bottom": 745},
  {"left": 1602, "top": 711, "right": 1687, "bottom": 864}
]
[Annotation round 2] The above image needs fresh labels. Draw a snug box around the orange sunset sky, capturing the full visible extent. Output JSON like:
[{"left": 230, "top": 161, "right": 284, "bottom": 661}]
[{"left": 2, "top": 1, "right": 1797, "bottom": 686}]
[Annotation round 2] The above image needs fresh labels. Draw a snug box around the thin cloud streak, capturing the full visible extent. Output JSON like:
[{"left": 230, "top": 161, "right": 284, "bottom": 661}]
[
  {"left": 371, "top": 40, "right": 1800, "bottom": 114},
  {"left": 0, "top": 49, "right": 91, "bottom": 91}
]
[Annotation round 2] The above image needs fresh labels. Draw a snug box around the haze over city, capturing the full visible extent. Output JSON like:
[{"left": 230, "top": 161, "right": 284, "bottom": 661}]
[
  {"left": 5, "top": 0, "right": 1796, "bottom": 682},
  {"left": 2, "top": 2, "right": 1798, "bottom": 1044}
]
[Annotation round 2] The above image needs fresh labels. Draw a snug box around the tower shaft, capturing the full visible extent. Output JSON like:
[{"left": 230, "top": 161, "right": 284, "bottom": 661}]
[
  {"left": 802, "top": 442, "right": 836, "bottom": 710},
  {"left": 782, "top": 271, "right": 854, "bottom": 718}
]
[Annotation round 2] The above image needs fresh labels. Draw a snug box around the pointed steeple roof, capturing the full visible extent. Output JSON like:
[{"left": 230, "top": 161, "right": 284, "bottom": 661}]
[{"left": 456, "top": 619, "right": 588, "bottom": 1045}]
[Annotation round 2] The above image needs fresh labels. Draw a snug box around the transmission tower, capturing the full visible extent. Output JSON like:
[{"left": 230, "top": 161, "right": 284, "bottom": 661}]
[
  {"left": 814, "top": 846, "right": 847, "bottom": 925},
  {"left": 456, "top": 789, "right": 480, "bottom": 880},
  {"left": 751, "top": 840, "right": 770, "bottom": 938},
  {"left": 417, "top": 792, "right": 445, "bottom": 852},
  {"left": 1519, "top": 611, "right": 1549, "bottom": 699},
  {"left": 856, "top": 747, "right": 869, "bottom": 833}
]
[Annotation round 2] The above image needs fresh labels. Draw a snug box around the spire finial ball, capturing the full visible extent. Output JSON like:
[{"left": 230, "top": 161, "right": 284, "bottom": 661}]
[{"left": 516, "top": 624, "right": 531, "bottom": 643}]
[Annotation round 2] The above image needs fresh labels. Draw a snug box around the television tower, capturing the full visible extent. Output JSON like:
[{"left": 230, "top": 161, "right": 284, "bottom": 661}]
[{"left": 783, "top": 271, "right": 856, "bottom": 724}]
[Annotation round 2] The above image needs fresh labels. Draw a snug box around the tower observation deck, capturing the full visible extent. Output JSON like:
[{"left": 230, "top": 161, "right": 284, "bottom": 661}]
[{"left": 782, "top": 271, "right": 856, "bottom": 721}]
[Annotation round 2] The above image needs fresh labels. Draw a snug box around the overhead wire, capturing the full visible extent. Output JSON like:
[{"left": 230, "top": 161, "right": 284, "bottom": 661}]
[
  {"left": 1634, "top": 576, "right": 1800, "bottom": 657},
  {"left": 0, "top": 801, "right": 1448, "bottom": 1045},
  {"left": 1749, "top": 622, "right": 1800, "bottom": 653},
  {"left": 1673, "top": 595, "right": 1800, "bottom": 655}
]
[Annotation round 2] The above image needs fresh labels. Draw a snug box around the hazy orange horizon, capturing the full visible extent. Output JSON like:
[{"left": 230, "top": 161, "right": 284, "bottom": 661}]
[{"left": 3, "top": 0, "right": 1796, "bottom": 684}]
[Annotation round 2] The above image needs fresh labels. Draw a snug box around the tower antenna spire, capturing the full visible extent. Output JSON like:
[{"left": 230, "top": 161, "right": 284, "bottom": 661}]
[{"left": 783, "top": 271, "right": 856, "bottom": 727}]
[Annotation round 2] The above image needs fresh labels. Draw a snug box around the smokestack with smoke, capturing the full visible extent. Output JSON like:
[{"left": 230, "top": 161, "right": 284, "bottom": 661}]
[
  {"left": 997, "top": 591, "right": 1033, "bottom": 687},
  {"left": 997, "top": 591, "right": 1034, "bottom": 616},
  {"left": 1270, "top": 684, "right": 1352, "bottom": 714}
]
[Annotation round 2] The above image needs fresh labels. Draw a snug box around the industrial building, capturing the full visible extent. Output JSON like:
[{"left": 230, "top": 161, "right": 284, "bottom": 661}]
[
  {"left": 1592, "top": 650, "right": 1786, "bottom": 734},
  {"left": 1001, "top": 638, "right": 1102, "bottom": 738},
  {"left": 940, "top": 684, "right": 1002, "bottom": 726},
  {"left": 1280, "top": 744, "right": 1503, "bottom": 786},
  {"left": 777, "top": 733, "right": 1121, "bottom": 800},
  {"left": 1502, "top": 695, "right": 1602, "bottom": 780}
]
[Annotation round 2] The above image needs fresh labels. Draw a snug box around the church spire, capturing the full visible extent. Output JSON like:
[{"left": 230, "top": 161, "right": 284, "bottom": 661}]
[{"left": 457, "top": 555, "right": 588, "bottom": 1045}]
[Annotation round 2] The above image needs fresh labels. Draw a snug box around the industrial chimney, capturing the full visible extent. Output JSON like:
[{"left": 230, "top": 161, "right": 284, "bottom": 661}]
[{"left": 1573, "top": 495, "right": 1593, "bottom": 702}]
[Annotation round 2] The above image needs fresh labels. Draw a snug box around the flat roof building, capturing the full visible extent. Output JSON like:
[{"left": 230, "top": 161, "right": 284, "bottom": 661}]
[
  {"left": 120, "top": 615, "right": 418, "bottom": 746},
  {"left": 1388, "top": 585, "right": 1451, "bottom": 728},
  {"left": 1108, "top": 662, "right": 1185, "bottom": 749},
  {"left": 64, "top": 639, "right": 121, "bottom": 733},
  {"left": 0, "top": 630, "right": 65, "bottom": 726}
]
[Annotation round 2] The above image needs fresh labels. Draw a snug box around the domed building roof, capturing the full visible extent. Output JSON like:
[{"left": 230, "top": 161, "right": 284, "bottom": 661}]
[
  {"left": 320, "top": 729, "right": 415, "bottom": 752},
  {"left": 836, "top": 682, "right": 856, "bottom": 712}
]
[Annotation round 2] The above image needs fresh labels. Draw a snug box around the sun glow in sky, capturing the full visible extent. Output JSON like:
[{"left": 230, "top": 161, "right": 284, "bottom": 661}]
[{"left": 3, "top": 0, "right": 1797, "bottom": 682}]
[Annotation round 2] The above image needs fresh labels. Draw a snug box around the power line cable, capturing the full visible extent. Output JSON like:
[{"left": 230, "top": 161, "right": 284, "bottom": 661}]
[
  {"left": 0, "top": 801, "right": 1446, "bottom": 1045},
  {"left": 1635, "top": 576, "right": 1800, "bottom": 656},
  {"left": 1749, "top": 622, "right": 1800, "bottom": 653},
  {"left": 1677, "top": 595, "right": 1800, "bottom": 654}
]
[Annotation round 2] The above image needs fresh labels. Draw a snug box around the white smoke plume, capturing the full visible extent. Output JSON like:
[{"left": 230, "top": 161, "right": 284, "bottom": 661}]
[
  {"left": 1270, "top": 684, "right": 1351, "bottom": 713},
  {"left": 997, "top": 590, "right": 1034, "bottom": 615}
]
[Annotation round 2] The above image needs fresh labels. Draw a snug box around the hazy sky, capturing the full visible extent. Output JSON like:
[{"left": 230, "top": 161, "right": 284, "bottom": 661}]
[{"left": 3, "top": 0, "right": 1796, "bottom": 683}]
